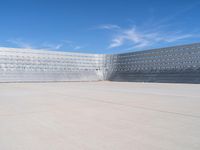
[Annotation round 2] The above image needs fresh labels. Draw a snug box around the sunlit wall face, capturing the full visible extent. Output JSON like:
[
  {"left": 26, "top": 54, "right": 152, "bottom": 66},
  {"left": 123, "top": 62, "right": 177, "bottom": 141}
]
[{"left": 0, "top": 48, "right": 104, "bottom": 82}]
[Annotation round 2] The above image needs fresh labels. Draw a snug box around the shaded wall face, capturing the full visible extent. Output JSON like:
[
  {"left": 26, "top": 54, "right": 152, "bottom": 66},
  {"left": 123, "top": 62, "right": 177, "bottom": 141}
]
[
  {"left": 0, "top": 48, "right": 104, "bottom": 82},
  {"left": 107, "top": 43, "right": 200, "bottom": 83}
]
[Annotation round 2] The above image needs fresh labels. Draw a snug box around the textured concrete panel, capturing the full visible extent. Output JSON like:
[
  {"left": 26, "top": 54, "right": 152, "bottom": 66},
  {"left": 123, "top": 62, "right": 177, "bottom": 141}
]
[
  {"left": 0, "top": 47, "right": 105, "bottom": 82},
  {"left": 106, "top": 43, "right": 200, "bottom": 83},
  {"left": 1, "top": 43, "right": 200, "bottom": 83}
]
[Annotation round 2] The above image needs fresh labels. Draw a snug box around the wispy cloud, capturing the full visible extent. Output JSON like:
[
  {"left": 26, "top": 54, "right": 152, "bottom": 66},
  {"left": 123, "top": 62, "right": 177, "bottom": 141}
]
[
  {"left": 97, "top": 24, "right": 120, "bottom": 30},
  {"left": 6, "top": 38, "right": 83, "bottom": 51},
  {"left": 109, "top": 37, "right": 124, "bottom": 48},
  {"left": 41, "top": 42, "right": 63, "bottom": 50},
  {"left": 7, "top": 38, "right": 64, "bottom": 50},
  {"left": 61, "top": 40, "right": 83, "bottom": 50},
  {"left": 97, "top": 2, "right": 200, "bottom": 50},
  {"left": 161, "top": 34, "right": 194, "bottom": 42},
  {"left": 74, "top": 46, "right": 82, "bottom": 50},
  {"left": 98, "top": 24, "right": 200, "bottom": 49},
  {"left": 7, "top": 38, "right": 33, "bottom": 49}
]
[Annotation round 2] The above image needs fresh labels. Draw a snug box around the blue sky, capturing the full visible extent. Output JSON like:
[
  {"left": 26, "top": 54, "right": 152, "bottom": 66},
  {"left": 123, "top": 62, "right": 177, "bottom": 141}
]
[{"left": 0, "top": 0, "right": 200, "bottom": 54}]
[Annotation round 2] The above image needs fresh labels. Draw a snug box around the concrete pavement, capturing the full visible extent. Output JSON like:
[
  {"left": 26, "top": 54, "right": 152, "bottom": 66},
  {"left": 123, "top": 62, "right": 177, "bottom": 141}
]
[{"left": 0, "top": 82, "right": 200, "bottom": 150}]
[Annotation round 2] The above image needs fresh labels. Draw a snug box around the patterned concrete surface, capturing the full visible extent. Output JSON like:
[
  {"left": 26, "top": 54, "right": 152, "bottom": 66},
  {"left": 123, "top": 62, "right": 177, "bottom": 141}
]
[{"left": 0, "top": 82, "right": 200, "bottom": 150}]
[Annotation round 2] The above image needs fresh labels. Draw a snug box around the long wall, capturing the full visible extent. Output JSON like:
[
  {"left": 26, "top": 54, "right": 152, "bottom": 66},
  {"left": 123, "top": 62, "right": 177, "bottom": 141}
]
[
  {"left": 0, "top": 47, "right": 105, "bottom": 82},
  {"left": 0, "top": 43, "right": 200, "bottom": 83},
  {"left": 107, "top": 43, "right": 200, "bottom": 83}
]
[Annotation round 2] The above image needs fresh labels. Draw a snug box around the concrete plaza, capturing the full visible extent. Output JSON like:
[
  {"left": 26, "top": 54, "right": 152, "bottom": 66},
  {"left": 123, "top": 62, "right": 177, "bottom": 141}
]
[{"left": 0, "top": 82, "right": 200, "bottom": 150}]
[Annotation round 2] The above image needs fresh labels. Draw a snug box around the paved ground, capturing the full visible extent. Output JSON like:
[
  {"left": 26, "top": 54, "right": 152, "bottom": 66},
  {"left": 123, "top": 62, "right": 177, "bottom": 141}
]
[{"left": 0, "top": 81, "right": 200, "bottom": 150}]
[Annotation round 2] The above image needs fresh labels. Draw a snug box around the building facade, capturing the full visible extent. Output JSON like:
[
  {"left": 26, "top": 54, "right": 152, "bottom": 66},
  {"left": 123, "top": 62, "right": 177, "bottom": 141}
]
[{"left": 0, "top": 43, "right": 200, "bottom": 83}]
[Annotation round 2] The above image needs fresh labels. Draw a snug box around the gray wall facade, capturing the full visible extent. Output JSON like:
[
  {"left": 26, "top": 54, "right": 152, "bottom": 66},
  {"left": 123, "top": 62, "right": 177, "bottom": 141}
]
[
  {"left": 0, "top": 43, "right": 200, "bottom": 83},
  {"left": 107, "top": 43, "right": 200, "bottom": 83}
]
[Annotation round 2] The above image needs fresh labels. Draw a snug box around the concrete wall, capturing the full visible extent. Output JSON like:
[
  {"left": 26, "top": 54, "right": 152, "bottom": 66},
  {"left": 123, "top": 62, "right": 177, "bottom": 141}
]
[
  {"left": 107, "top": 43, "right": 200, "bottom": 83},
  {"left": 0, "top": 47, "right": 104, "bottom": 82},
  {"left": 0, "top": 43, "right": 200, "bottom": 83}
]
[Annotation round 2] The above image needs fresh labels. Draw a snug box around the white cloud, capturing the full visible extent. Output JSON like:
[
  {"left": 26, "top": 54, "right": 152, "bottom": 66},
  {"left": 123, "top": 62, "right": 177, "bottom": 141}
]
[
  {"left": 41, "top": 42, "right": 63, "bottom": 50},
  {"left": 107, "top": 26, "right": 199, "bottom": 49},
  {"left": 98, "top": 24, "right": 120, "bottom": 30},
  {"left": 109, "top": 37, "right": 124, "bottom": 48},
  {"left": 161, "top": 34, "right": 194, "bottom": 42},
  {"left": 7, "top": 38, "right": 33, "bottom": 49},
  {"left": 7, "top": 39, "right": 64, "bottom": 50},
  {"left": 108, "top": 27, "right": 151, "bottom": 49},
  {"left": 74, "top": 46, "right": 82, "bottom": 50},
  {"left": 6, "top": 38, "right": 83, "bottom": 51},
  {"left": 62, "top": 40, "right": 83, "bottom": 50}
]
